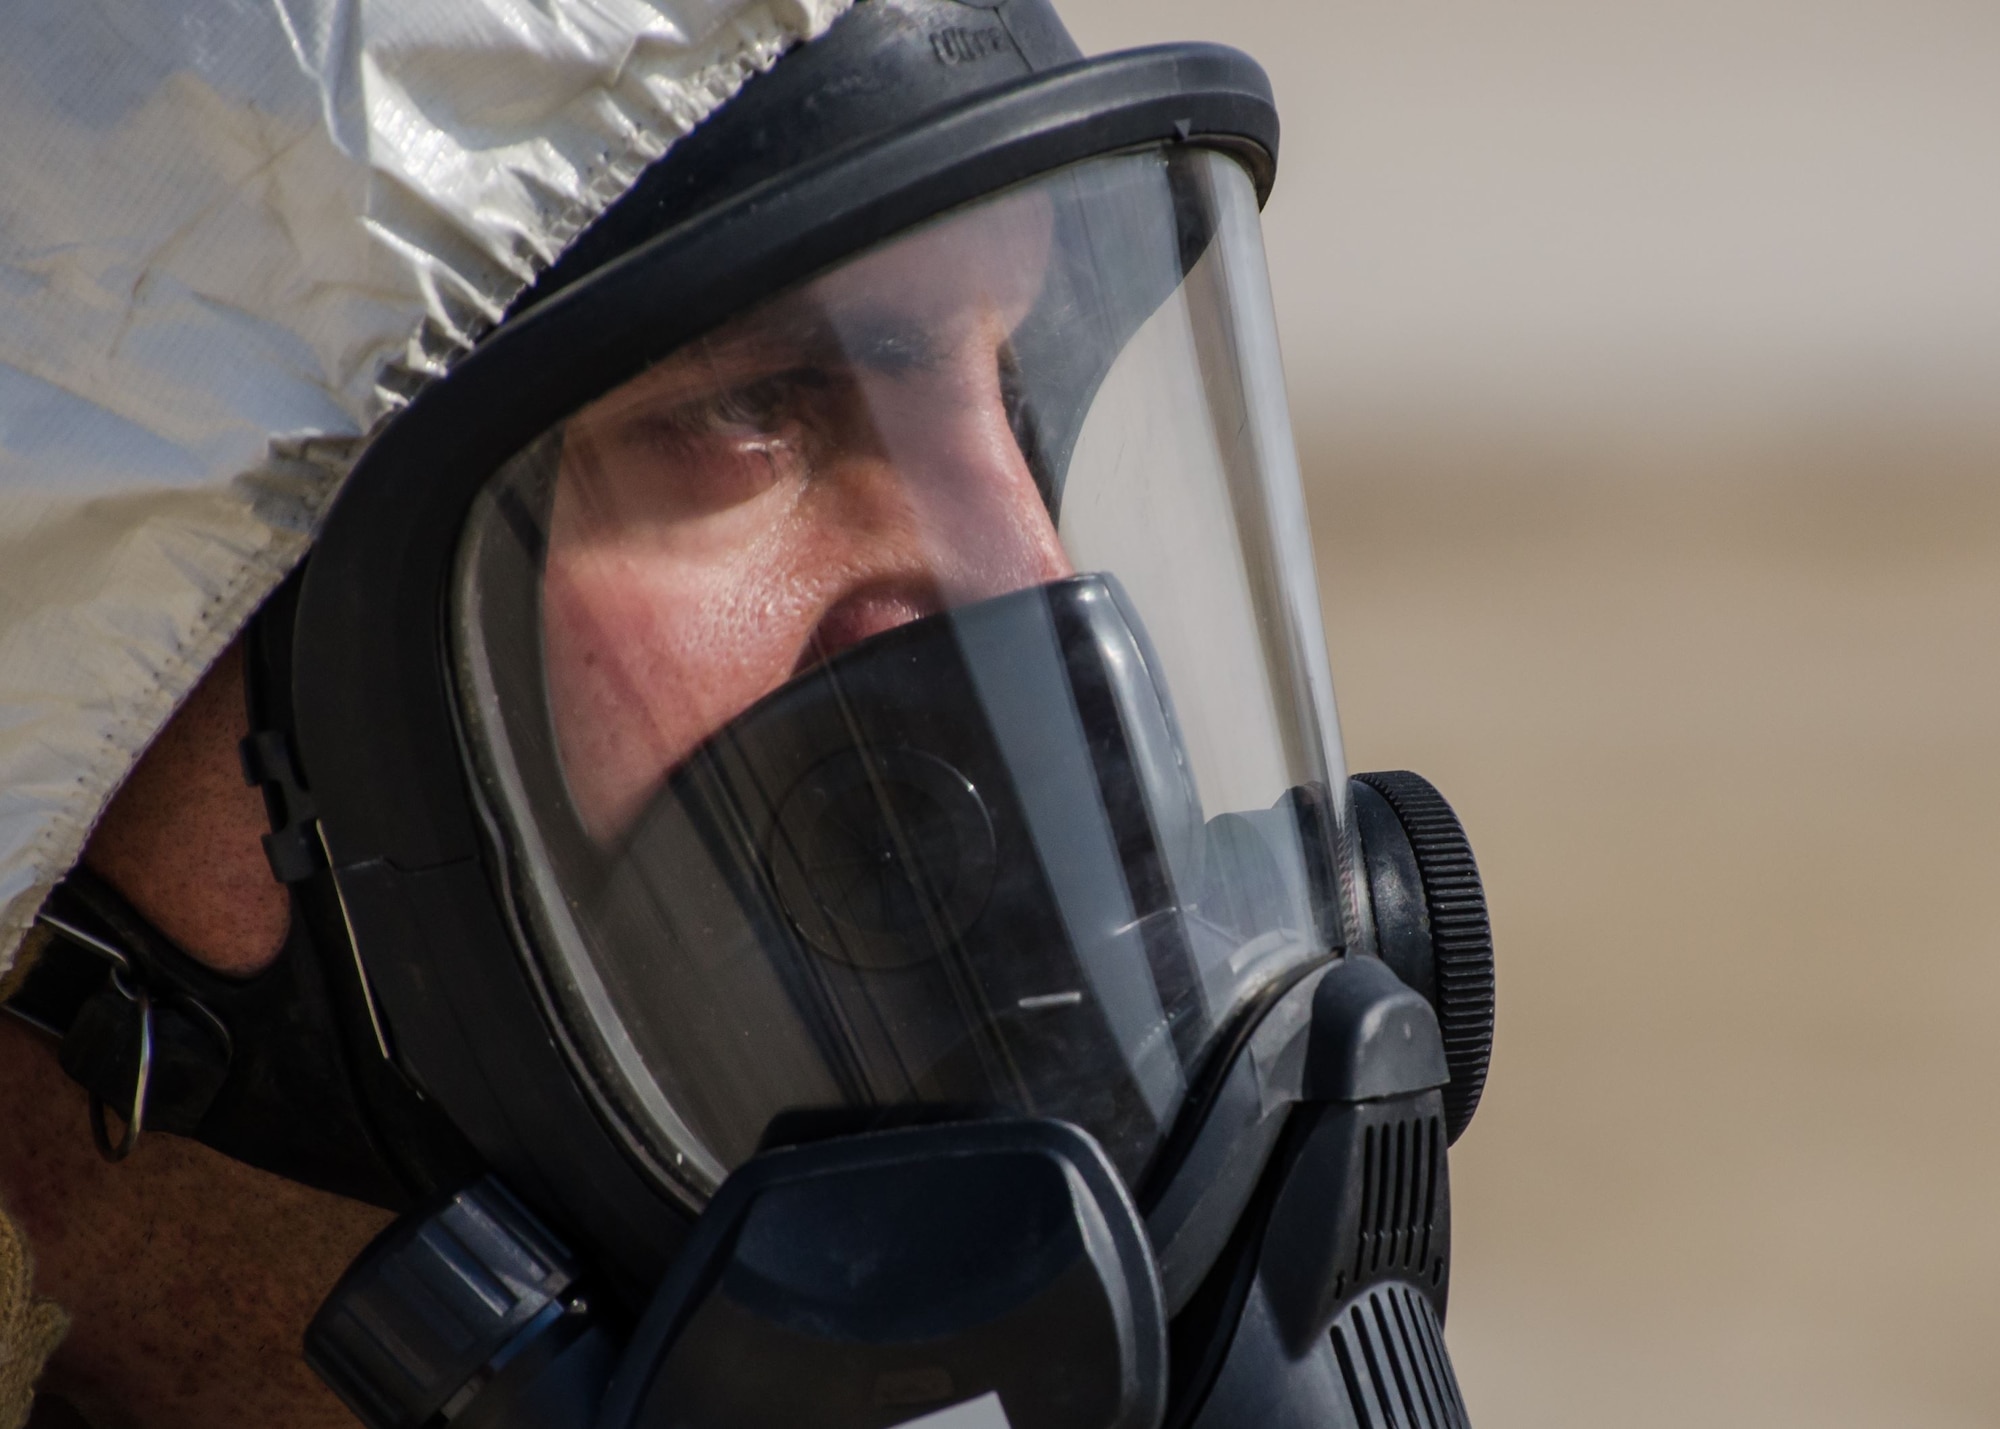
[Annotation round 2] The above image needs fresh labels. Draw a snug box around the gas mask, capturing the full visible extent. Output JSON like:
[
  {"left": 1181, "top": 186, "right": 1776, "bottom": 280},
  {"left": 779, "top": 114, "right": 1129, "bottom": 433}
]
[{"left": 7, "top": 2, "right": 1495, "bottom": 1425}]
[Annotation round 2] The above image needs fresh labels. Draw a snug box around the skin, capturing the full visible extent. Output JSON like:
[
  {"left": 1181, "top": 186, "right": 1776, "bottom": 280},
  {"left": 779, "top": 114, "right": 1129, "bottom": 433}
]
[
  {"left": 0, "top": 643, "right": 393, "bottom": 1429},
  {"left": 545, "top": 189, "right": 1071, "bottom": 837},
  {"left": 0, "top": 190, "right": 1072, "bottom": 1424}
]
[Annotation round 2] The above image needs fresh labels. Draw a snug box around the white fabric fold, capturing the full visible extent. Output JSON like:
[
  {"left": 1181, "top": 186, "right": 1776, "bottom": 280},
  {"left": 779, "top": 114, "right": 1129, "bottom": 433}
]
[{"left": 0, "top": 0, "right": 851, "bottom": 966}]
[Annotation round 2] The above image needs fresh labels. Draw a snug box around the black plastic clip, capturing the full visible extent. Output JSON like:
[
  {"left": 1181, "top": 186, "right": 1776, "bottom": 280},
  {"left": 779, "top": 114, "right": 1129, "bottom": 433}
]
[{"left": 240, "top": 728, "right": 323, "bottom": 883}]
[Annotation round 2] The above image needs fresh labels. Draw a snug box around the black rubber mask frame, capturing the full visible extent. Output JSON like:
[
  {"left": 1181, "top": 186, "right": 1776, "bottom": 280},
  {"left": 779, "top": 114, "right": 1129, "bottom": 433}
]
[{"left": 284, "top": 0, "right": 1282, "bottom": 1294}]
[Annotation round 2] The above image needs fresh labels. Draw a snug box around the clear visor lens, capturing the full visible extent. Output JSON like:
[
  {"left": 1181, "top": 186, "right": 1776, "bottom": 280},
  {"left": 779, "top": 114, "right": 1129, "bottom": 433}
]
[{"left": 454, "top": 145, "right": 1355, "bottom": 1200}]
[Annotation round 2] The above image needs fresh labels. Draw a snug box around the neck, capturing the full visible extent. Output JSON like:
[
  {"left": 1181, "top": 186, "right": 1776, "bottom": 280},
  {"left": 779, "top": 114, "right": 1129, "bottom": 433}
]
[{"left": 0, "top": 1016, "right": 389, "bottom": 1429}]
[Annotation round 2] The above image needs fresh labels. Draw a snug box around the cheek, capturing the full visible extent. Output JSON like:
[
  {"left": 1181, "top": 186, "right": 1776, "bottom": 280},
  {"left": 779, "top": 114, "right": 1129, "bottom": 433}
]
[{"left": 541, "top": 530, "right": 836, "bottom": 839}]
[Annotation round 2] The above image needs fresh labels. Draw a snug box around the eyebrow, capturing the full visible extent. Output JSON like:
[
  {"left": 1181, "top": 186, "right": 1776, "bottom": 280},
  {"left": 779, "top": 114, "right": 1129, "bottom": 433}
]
[
  {"left": 582, "top": 310, "right": 841, "bottom": 421},
  {"left": 580, "top": 291, "right": 962, "bottom": 430}
]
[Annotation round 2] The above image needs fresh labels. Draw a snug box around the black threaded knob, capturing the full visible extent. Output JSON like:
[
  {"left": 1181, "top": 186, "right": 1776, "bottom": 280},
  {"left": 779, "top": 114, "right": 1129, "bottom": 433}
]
[
  {"left": 306, "top": 1178, "right": 578, "bottom": 1429},
  {"left": 1353, "top": 771, "right": 1495, "bottom": 1144}
]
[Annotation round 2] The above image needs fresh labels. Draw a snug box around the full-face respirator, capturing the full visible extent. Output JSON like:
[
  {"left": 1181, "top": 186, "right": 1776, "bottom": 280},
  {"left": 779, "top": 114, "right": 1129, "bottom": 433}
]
[
  {"left": 301, "top": 570, "right": 1494, "bottom": 1429},
  {"left": 6, "top": 3, "right": 1497, "bottom": 1425}
]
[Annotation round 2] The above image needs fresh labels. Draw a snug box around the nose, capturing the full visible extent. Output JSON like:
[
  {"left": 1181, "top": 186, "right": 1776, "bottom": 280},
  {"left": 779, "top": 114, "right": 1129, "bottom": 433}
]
[
  {"left": 804, "top": 396, "right": 1071, "bottom": 663},
  {"left": 858, "top": 335, "right": 1073, "bottom": 607},
  {"left": 803, "top": 356, "right": 1070, "bottom": 664}
]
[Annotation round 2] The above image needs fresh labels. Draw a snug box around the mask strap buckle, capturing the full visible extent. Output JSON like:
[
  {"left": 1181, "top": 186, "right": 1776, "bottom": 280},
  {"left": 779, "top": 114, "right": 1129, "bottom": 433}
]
[{"left": 31, "top": 909, "right": 174, "bottom": 1164}]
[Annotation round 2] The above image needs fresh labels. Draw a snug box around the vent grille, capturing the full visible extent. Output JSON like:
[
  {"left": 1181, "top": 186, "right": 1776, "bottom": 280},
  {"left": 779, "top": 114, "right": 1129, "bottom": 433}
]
[
  {"left": 1330, "top": 1283, "right": 1470, "bottom": 1429},
  {"left": 1352, "top": 1114, "right": 1445, "bottom": 1285}
]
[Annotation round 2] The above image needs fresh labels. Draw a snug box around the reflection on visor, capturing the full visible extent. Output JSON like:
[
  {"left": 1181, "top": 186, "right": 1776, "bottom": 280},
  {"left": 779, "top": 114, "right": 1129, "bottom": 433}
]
[{"left": 454, "top": 145, "right": 1355, "bottom": 1202}]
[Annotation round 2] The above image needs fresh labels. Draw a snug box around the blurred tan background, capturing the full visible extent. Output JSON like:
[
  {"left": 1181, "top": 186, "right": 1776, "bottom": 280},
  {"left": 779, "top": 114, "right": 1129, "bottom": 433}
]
[{"left": 1063, "top": 1, "right": 2000, "bottom": 1424}]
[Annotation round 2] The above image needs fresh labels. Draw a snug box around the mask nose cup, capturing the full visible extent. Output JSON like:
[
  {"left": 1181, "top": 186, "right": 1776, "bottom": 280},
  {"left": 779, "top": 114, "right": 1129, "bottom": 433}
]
[{"left": 767, "top": 747, "right": 998, "bottom": 970}]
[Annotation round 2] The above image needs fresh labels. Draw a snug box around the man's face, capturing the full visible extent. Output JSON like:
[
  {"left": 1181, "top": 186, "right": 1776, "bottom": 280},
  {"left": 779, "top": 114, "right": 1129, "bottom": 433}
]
[{"left": 542, "top": 192, "right": 1072, "bottom": 840}]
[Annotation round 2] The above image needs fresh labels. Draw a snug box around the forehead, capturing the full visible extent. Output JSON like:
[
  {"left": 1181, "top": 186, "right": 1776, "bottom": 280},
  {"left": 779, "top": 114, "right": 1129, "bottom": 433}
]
[
  {"left": 581, "top": 188, "right": 1058, "bottom": 418},
  {"left": 807, "top": 185, "right": 1056, "bottom": 319}
]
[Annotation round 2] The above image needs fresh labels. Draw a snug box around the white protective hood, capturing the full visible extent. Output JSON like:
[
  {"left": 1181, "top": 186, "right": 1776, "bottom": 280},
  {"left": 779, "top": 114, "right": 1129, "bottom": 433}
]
[{"left": 0, "top": 0, "right": 851, "bottom": 972}]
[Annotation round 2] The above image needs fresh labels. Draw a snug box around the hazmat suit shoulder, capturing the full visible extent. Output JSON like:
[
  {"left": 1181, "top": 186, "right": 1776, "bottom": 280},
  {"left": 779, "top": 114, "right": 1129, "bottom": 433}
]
[{"left": 0, "top": 0, "right": 850, "bottom": 971}]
